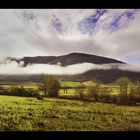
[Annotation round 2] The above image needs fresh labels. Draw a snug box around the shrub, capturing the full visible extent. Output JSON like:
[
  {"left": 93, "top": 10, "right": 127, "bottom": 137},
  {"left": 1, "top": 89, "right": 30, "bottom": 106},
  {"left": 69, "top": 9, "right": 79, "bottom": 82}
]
[
  {"left": 36, "top": 95, "right": 44, "bottom": 100},
  {"left": 116, "top": 77, "right": 131, "bottom": 102},
  {"left": 130, "top": 81, "right": 140, "bottom": 102},
  {"left": 85, "top": 83, "right": 101, "bottom": 101},
  {"left": 97, "top": 87, "right": 112, "bottom": 102},
  {"left": 0, "top": 86, "right": 4, "bottom": 90},
  {"left": 0, "top": 86, "right": 39, "bottom": 97},
  {"left": 85, "top": 83, "right": 120, "bottom": 104},
  {"left": 75, "top": 83, "right": 85, "bottom": 99},
  {"left": 0, "top": 86, "right": 6, "bottom": 95},
  {"left": 104, "top": 95, "right": 119, "bottom": 104}
]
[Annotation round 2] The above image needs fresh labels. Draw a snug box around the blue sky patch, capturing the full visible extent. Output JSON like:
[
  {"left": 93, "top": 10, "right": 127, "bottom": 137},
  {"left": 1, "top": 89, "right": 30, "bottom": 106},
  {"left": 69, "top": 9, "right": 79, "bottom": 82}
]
[
  {"left": 78, "top": 9, "right": 107, "bottom": 36},
  {"left": 109, "top": 10, "right": 136, "bottom": 32}
]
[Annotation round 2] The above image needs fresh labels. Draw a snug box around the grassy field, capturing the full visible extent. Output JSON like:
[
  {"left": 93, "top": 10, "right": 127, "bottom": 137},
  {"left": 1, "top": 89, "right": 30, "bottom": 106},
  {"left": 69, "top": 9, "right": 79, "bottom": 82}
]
[
  {"left": 0, "top": 81, "right": 138, "bottom": 131},
  {"left": 0, "top": 95, "right": 140, "bottom": 131},
  {"left": 0, "top": 82, "right": 38, "bottom": 89},
  {"left": 60, "top": 81, "right": 81, "bottom": 87}
]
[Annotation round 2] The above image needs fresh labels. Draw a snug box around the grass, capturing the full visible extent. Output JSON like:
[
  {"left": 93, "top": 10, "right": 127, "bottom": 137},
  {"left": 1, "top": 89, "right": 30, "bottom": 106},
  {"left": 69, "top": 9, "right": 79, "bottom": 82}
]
[
  {"left": 0, "top": 82, "right": 38, "bottom": 89},
  {"left": 60, "top": 81, "right": 81, "bottom": 87},
  {"left": 0, "top": 95, "right": 140, "bottom": 131},
  {"left": 0, "top": 81, "right": 139, "bottom": 131}
]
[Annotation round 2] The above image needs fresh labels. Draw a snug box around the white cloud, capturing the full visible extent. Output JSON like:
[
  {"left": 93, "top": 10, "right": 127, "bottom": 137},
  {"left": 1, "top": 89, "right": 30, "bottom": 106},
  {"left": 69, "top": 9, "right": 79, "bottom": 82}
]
[
  {"left": 0, "top": 9, "right": 139, "bottom": 65},
  {"left": 0, "top": 61, "right": 140, "bottom": 75}
]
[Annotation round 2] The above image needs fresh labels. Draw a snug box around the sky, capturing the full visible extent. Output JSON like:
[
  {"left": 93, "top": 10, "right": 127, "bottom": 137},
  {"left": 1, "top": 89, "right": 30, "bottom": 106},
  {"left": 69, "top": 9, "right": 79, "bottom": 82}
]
[{"left": 0, "top": 9, "right": 140, "bottom": 64}]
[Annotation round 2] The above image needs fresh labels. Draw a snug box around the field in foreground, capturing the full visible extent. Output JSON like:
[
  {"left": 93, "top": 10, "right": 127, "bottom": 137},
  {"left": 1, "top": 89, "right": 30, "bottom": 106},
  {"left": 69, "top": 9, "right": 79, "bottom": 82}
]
[{"left": 0, "top": 95, "right": 140, "bottom": 131}]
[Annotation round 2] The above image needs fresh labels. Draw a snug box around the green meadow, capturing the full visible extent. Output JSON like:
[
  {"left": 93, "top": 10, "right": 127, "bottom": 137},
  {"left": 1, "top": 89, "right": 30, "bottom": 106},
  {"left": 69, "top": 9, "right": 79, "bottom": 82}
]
[
  {"left": 0, "top": 81, "right": 140, "bottom": 131},
  {"left": 0, "top": 95, "right": 140, "bottom": 131}
]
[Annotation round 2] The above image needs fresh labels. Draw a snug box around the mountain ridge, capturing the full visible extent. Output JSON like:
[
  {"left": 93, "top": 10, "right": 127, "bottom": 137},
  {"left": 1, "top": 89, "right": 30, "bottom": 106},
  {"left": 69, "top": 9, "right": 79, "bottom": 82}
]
[{"left": 11, "top": 52, "right": 125, "bottom": 66}]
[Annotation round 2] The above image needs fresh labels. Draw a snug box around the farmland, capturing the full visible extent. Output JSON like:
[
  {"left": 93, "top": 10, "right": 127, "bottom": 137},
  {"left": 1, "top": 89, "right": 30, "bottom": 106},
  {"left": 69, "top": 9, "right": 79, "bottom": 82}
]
[
  {"left": 0, "top": 81, "right": 120, "bottom": 96},
  {"left": 0, "top": 80, "right": 140, "bottom": 131}
]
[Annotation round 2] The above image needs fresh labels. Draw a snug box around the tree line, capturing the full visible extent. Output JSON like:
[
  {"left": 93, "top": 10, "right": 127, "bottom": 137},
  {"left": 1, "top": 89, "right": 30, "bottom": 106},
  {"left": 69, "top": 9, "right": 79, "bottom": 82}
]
[
  {"left": 0, "top": 74, "right": 140, "bottom": 105},
  {"left": 75, "top": 77, "right": 140, "bottom": 105}
]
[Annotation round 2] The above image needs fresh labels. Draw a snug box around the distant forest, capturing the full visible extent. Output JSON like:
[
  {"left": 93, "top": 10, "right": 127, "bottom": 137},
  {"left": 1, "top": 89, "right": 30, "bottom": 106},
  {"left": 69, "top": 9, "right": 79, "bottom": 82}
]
[{"left": 0, "top": 69, "right": 140, "bottom": 83}]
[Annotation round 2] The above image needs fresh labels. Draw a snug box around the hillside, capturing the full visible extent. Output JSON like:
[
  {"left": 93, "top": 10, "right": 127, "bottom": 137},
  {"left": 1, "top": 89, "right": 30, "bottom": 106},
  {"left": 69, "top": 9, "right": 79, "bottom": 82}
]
[
  {"left": 0, "top": 69, "right": 140, "bottom": 83},
  {"left": 10, "top": 52, "right": 125, "bottom": 66}
]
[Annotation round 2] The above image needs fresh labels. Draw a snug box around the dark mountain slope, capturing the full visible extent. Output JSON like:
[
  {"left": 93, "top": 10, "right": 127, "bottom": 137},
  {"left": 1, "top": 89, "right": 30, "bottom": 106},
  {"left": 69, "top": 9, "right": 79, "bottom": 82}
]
[
  {"left": 54, "top": 69, "right": 140, "bottom": 83},
  {"left": 17, "top": 52, "right": 125, "bottom": 66},
  {"left": 0, "top": 69, "right": 140, "bottom": 83}
]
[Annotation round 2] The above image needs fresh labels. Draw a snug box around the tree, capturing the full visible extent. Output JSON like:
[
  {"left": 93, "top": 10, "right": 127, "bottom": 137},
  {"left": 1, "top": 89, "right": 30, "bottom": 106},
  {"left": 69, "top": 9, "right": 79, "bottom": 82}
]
[
  {"left": 39, "top": 74, "right": 61, "bottom": 97},
  {"left": 39, "top": 74, "right": 48, "bottom": 96},
  {"left": 86, "top": 82, "right": 101, "bottom": 101},
  {"left": 75, "top": 83, "right": 85, "bottom": 99},
  {"left": 130, "top": 81, "right": 140, "bottom": 102},
  {"left": 116, "top": 77, "right": 131, "bottom": 100}
]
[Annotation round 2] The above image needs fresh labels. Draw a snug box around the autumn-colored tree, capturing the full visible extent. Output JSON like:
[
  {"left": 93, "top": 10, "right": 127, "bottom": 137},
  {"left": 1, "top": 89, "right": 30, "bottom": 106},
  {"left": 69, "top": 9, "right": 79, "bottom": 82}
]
[
  {"left": 130, "top": 81, "right": 140, "bottom": 102},
  {"left": 75, "top": 83, "right": 85, "bottom": 99},
  {"left": 116, "top": 77, "right": 131, "bottom": 100},
  {"left": 39, "top": 74, "right": 61, "bottom": 97},
  {"left": 86, "top": 82, "right": 101, "bottom": 101}
]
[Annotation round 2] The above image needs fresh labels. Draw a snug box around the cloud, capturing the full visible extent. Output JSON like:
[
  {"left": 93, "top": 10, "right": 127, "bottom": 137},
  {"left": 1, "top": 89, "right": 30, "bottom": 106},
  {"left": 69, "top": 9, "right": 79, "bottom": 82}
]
[
  {"left": 0, "top": 9, "right": 140, "bottom": 65},
  {"left": 119, "top": 64, "right": 140, "bottom": 72},
  {"left": 0, "top": 60, "right": 140, "bottom": 75},
  {"left": 0, "top": 61, "right": 105, "bottom": 75}
]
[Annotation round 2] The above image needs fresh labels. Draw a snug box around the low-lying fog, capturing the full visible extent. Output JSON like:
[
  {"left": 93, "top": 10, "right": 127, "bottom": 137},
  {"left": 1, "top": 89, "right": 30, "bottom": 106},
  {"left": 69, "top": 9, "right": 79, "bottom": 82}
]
[{"left": 0, "top": 59, "right": 140, "bottom": 75}]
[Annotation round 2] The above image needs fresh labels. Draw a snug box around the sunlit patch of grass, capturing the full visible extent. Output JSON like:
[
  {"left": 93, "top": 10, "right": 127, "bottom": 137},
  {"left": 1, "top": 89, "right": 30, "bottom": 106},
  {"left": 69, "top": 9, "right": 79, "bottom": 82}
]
[
  {"left": 0, "top": 82, "right": 39, "bottom": 89},
  {"left": 0, "top": 95, "right": 140, "bottom": 131},
  {"left": 60, "top": 81, "right": 81, "bottom": 87}
]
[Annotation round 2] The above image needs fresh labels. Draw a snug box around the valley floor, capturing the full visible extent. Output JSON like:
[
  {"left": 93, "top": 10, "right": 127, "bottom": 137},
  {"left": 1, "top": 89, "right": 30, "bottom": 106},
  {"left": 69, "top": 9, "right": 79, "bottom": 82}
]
[{"left": 0, "top": 95, "right": 140, "bottom": 131}]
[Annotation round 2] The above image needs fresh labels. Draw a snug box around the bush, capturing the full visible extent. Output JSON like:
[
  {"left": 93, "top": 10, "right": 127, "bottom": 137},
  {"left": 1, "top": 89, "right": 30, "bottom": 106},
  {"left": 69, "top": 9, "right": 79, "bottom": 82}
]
[
  {"left": 97, "top": 87, "right": 112, "bottom": 101},
  {"left": 104, "top": 95, "right": 120, "bottom": 104},
  {"left": 36, "top": 95, "right": 44, "bottom": 100},
  {"left": 0, "top": 86, "right": 6, "bottom": 94},
  {"left": 116, "top": 77, "right": 131, "bottom": 99},
  {"left": 0, "top": 86, "right": 4, "bottom": 90},
  {"left": 85, "top": 83, "right": 120, "bottom": 104},
  {"left": 0, "top": 86, "right": 39, "bottom": 97},
  {"left": 75, "top": 83, "right": 85, "bottom": 99},
  {"left": 130, "top": 81, "right": 140, "bottom": 102},
  {"left": 85, "top": 83, "right": 101, "bottom": 101}
]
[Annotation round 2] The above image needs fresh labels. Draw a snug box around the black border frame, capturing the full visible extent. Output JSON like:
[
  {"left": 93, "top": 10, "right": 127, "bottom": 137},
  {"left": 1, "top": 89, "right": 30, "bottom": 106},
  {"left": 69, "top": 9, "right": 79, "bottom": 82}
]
[{"left": 0, "top": 0, "right": 140, "bottom": 139}]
